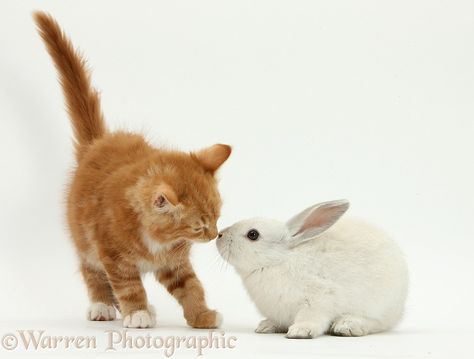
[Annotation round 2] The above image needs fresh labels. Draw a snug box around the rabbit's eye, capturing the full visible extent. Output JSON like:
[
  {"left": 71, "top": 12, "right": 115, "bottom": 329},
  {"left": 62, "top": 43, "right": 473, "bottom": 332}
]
[{"left": 247, "top": 229, "right": 260, "bottom": 241}]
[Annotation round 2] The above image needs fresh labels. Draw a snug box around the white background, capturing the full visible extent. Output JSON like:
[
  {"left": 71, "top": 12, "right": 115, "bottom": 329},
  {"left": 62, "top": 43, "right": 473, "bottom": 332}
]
[{"left": 1, "top": 0, "right": 473, "bottom": 358}]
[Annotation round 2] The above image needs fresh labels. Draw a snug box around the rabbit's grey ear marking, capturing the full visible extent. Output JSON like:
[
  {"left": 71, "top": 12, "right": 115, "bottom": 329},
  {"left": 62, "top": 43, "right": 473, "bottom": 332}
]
[{"left": 286, "top": 200, "right": 349, "bottom": 244}]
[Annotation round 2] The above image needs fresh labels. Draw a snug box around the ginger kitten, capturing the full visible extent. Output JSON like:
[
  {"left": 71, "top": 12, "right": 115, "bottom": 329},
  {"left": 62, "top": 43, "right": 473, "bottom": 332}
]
[{"left": 34, "top": 12, "right": 231, "bottom": 328}]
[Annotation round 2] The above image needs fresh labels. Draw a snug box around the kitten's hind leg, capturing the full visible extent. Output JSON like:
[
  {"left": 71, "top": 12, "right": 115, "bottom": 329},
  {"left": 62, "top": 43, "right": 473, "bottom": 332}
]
[{"left": 80, "top": 263, "right": 117, "bottom": 321}]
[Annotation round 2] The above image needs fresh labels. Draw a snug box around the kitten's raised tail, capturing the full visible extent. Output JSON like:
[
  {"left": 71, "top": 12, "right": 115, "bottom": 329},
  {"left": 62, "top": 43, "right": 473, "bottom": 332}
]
[{"left": 33, "top": 11, "right": 106, "bottom": 155}]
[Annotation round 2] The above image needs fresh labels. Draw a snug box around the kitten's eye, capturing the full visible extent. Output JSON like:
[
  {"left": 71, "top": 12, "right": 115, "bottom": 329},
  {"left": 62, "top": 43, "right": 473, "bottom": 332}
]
[{"left": 246, "top": 229, "right": 259, "bottom": 241}]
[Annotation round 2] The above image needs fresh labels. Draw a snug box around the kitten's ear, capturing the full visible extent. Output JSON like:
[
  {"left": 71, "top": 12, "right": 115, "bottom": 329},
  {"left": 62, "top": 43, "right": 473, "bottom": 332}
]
[
  {"left": 194, "top": 144, "right": 232, "bottom": 173},
  {"left": 286, "top": 200, "right": 349, "bottom": 245},
  {"left": 153, "top": 183, "right": 179, "bottom": 212}
]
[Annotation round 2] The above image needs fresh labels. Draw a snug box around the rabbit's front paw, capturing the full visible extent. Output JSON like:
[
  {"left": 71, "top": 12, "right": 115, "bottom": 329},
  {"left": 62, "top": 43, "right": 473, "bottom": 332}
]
[
  {"left": 285, "top": 324, "right": 314, "bottom": 339},
  {"left": 255, "top": 319, "right": 285, "bottom": 334}
]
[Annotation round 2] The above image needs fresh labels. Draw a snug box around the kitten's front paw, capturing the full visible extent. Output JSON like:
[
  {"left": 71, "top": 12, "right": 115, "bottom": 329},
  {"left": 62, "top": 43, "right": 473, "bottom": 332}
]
[
  {"left": 87, "top": 302, "right": 116, "bottom": 321},
  {"left": 286, "top": 324, "right": 313, "bottom": 339},
  {"left": 189, "top": 310, "right": 222, "bottom": 329},
  {"left": 123, "top": 309, "right": 156, "bottom": 328},
  {"left": 255, "top": 319, "right": 282, "bottom": 334}
]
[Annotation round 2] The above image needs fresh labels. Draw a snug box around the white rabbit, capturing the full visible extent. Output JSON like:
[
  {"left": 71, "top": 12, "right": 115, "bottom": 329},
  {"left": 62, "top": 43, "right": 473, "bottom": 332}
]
[{"left": 216, "top": 200, "right": 408, "bottom": 339}]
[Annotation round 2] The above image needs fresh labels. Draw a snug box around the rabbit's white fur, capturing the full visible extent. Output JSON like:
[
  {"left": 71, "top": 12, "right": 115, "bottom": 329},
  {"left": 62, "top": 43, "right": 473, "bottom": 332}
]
[{"left": 216, "top": 200, "right": 408, "bottom": 339}]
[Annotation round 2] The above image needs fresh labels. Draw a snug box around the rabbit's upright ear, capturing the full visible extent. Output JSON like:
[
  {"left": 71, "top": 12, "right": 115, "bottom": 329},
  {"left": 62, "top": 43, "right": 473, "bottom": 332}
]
[{"left": 286, "top": 200, "right": 349, "bottom": 245}]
